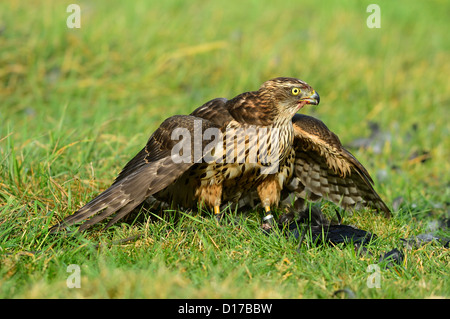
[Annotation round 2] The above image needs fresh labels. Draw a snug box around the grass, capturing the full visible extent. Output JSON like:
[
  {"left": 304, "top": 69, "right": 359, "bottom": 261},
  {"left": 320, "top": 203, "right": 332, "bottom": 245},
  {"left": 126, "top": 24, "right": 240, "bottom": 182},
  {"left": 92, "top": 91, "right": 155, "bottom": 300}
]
[{"left": 0, "top": 0, "right": 449, "bottom": 298}]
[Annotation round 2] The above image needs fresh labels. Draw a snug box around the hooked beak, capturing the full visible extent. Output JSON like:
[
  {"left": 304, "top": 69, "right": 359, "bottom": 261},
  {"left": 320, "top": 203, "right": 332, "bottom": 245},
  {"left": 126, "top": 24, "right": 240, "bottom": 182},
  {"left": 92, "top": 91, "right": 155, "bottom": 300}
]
[{"left": 300, "top": 90, "right": 320, "bottom": 105}]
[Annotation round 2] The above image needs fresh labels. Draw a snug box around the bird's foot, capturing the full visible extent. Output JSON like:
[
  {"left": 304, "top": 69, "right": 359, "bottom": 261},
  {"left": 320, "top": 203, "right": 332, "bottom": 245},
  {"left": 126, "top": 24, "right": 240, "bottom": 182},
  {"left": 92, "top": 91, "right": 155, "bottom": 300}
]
[{"left": 213, "top": 206, "right": 223, "bottom": 225}]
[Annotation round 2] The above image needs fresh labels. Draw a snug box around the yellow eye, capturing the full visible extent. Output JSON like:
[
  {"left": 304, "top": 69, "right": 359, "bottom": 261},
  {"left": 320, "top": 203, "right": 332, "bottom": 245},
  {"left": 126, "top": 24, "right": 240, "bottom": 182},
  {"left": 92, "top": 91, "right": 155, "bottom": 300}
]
[{"left": 291, "top": 88, "right": 301, "bottom": 96}]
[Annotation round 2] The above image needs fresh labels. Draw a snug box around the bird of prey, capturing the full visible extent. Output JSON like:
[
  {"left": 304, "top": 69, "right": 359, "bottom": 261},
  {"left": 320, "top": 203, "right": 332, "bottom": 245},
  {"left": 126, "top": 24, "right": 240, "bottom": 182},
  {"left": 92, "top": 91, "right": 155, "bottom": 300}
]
[{"left": 50, "top": 77, "right": 389, "bottom": 232}]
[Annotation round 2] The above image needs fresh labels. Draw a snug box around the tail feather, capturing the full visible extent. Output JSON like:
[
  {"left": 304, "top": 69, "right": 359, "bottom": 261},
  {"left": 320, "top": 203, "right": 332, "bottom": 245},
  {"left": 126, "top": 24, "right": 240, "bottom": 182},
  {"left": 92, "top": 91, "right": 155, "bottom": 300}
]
[
  {"left": 50, "top": 114, "right": 222, "bottom": 232},
  {"left": 50, "top": 157, "right": 192, "bottom": 232}
]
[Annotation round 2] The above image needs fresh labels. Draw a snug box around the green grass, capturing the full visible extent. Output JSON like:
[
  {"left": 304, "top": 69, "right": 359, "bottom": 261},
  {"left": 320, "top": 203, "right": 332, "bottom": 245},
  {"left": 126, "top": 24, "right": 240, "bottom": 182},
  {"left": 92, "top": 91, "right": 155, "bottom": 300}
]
[{"left": 0, "top": 0, "right": 449, "bottom": 298}]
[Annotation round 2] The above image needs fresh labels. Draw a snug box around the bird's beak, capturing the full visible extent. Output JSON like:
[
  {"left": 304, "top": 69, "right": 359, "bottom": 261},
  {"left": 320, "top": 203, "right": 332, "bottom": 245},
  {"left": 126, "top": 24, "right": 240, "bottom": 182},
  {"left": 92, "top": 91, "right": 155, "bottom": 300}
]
[{"left": 300, "top": 90, "right": 320, "bottom": 105}]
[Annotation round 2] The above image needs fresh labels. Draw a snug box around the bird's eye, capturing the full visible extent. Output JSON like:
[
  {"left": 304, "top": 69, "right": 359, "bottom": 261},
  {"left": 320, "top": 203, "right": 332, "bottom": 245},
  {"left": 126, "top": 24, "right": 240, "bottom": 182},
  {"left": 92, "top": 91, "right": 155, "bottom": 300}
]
[{"left": 291, "top": 88, "right": 301, "bottom": 96}]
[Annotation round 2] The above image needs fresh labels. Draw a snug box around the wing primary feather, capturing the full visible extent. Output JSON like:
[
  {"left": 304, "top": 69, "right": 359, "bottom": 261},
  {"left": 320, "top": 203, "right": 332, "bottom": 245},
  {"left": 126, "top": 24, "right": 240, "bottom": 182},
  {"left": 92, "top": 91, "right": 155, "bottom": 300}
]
[
  {"left": 50, "top": 114, "right": 221, "bottom": 232},
  {"left": 291, "top": 114, "right": 391, "bottom": 218}
]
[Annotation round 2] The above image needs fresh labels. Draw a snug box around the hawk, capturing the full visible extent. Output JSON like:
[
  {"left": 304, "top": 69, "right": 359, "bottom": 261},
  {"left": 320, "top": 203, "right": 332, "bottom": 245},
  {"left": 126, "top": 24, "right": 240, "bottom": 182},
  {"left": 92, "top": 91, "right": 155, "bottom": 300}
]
[{"left": 50, "top": 77, "right": 389, "bottom": 232}]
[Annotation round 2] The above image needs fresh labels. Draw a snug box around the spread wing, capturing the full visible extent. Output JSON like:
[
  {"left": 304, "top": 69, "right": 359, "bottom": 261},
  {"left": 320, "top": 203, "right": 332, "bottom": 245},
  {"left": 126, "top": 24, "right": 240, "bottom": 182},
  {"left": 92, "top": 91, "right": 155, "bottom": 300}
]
[
  {"left": 287, "top": 114, "right": 391, "bottom": 217},
  {"left": 50, "top": 114, "right": 221, "bottom": 232}
]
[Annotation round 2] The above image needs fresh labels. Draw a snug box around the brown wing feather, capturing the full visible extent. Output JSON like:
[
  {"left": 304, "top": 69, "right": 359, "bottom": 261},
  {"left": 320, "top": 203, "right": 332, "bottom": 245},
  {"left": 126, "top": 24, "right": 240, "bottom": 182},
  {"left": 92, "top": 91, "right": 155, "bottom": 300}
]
[
  {"left": 289, "top": 114, "right": 391, "bottom": 217},
  {"left": 50, "top": 115, "right": 221, "bottom": 232},
  {"left": 192, "top": 92, "right": 278, "bottom": 127},
  {"left": 190, "top": 97, "right": 233, "bottom": 127}
]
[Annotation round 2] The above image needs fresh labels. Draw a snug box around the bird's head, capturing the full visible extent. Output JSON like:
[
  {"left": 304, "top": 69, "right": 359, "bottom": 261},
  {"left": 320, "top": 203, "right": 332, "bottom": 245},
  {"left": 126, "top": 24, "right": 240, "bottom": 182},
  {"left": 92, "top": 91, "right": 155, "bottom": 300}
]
[{"left": 259, "top": 77, "right": 320, "bottom": 118}]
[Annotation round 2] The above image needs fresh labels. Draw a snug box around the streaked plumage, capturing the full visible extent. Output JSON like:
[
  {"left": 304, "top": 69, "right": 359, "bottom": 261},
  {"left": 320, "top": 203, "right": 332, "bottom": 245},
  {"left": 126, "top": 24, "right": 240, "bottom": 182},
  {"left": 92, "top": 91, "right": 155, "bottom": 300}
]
[
  {"left": 51, "top": 77, "right": 320, "bottom": 231},
  {"left": 287, "top": 114, "right": 390, "bottom": 216},
  {"left": 50, "top": 77, "right": 389, "bottom": 232},
  {"left": 237, "top": 114, "right": 391, "bottom": 218}
]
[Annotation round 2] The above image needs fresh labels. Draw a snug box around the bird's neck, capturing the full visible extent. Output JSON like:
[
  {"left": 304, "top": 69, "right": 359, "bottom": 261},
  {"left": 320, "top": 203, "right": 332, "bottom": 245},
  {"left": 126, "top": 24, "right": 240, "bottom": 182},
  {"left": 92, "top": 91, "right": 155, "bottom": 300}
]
[{"left": 227, "top": 91, "right": 277, "bottom": 126}]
